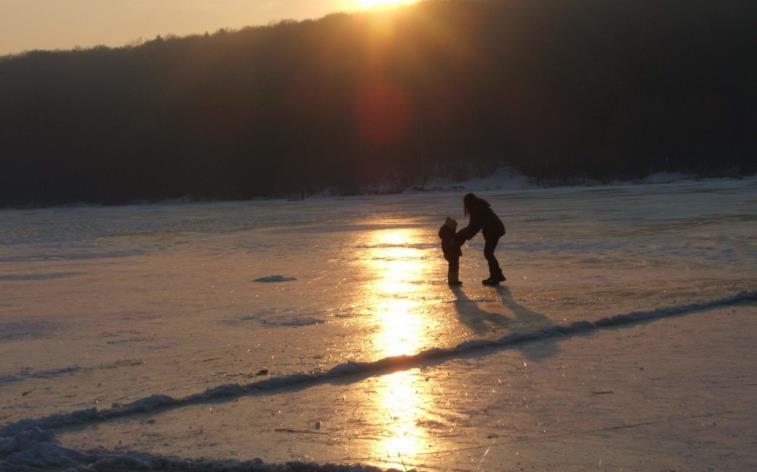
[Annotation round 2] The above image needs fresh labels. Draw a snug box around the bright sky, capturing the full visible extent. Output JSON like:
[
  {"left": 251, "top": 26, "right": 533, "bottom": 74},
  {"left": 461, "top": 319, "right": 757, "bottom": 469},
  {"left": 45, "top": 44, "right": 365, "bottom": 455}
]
[{"left": 0, "top": 0, "right": 414, "bottom": 56}]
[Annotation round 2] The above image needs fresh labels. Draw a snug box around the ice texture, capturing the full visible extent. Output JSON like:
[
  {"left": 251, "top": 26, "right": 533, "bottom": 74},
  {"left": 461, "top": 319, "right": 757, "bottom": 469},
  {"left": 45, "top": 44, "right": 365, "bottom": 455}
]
[
  {"left": 1, "top": 177, "right": 756, "bottom": 470},
  {"left": 1, "top": 291, "right": 755, "bottom": 469}
]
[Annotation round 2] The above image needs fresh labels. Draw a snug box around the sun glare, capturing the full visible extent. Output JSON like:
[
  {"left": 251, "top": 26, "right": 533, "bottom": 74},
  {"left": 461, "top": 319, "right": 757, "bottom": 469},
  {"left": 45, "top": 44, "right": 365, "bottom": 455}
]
[
  {"left": 361, "top": 227, "right": 432, "bottom": 466},
  {"left": 360, "top": 0, "right": 416, "bottom": 9}
]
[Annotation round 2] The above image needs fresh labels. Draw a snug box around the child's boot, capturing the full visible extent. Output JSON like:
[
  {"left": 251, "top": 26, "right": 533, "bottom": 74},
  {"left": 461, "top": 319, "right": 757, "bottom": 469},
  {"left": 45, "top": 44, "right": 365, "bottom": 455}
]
[{"left": 448, "top": 269, "right": 463, "bottom": 286}]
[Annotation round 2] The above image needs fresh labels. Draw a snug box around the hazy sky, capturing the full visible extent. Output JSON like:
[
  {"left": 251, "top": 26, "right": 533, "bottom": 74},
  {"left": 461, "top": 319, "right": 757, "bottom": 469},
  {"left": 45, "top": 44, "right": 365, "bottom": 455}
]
[{"left": 0, "top": 0, "right": 383, "bottom": 56}]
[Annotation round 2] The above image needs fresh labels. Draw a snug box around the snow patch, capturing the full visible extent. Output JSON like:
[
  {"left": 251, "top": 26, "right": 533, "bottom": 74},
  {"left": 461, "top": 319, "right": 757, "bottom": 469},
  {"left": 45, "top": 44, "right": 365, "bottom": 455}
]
[
  {"left": 227, "top": 309, "right": 325, "bottom": 327},
  {"left": 253, "top": 275, "right": 297, "bottom": 283},
  {"left": 0, "top": 359, "right": 143, "bottom": 385},
  {"left": 0, "top": 427, "right": 388, "bottom": 471},
  {"left": 0, "top": 272, "right": 81, "bottom": 282},
  {"left": 262, "top": 317, "right": 326, "bottom": 327},
  {"left": 0, "top": 320, "right": 60, "bottom": 342}
]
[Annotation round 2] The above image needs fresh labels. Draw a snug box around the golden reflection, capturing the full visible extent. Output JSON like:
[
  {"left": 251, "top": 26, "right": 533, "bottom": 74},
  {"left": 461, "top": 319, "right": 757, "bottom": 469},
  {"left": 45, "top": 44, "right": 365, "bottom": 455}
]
[
  {"left": 379, "top": 370, "right": 422, "bottom": 458},
  {"left": 367, "top": 228, "right": 427, "bottom": 356},
  {"left": 362, "top": 227, "right": 435, "bottom": 466}
]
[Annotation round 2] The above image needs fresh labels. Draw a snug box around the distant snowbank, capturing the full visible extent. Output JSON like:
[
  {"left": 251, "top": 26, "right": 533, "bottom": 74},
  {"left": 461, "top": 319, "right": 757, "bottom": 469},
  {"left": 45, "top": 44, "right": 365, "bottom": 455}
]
[
  {"left": 406, "top": 168, "right": 532, "bottom": 193},
  {"left": 636, "top": 172, "right": 692, "bottom": 184},
  {"left": 405, "top": 169, "right": 756, "bottom": 195},
  {"left": 5, "top": 171, "right": 753, "bottom": 210},
  {"left": 270, "top": 170, "right": 757, "bottom": 201}
]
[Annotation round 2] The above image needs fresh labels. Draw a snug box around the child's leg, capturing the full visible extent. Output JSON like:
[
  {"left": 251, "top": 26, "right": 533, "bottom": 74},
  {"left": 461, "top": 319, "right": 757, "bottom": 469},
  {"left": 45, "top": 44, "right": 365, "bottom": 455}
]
[{"left": 448, "top": 257, "right": 462, "bottom": 285}]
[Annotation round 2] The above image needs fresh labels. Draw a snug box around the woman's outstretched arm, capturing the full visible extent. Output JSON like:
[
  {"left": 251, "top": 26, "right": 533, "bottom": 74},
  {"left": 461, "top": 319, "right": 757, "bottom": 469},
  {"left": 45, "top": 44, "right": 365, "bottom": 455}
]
[{"left": 457, "top": 215, "right": 482, "bottom": 241}]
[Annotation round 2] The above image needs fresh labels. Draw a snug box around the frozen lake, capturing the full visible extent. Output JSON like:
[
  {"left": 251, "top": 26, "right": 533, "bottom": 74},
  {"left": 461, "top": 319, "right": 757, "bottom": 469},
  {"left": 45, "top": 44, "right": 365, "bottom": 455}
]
[{"left": 1, "top": 178, "right": 756, "bottom": 470}]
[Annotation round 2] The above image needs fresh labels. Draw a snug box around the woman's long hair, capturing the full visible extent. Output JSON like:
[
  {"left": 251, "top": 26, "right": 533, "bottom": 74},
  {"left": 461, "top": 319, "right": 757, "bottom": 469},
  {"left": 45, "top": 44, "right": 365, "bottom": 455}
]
[{"left": 464, "top": 193, "right": 490, "bottom": 216}]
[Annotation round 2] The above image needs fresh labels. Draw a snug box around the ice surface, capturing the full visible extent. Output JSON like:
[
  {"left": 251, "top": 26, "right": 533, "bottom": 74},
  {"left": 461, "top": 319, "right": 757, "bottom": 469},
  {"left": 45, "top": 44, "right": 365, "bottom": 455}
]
[
  {"left": 3, "top": 290, "right": 754, "bottom": 438},
  {"left": 1, "top": 177, "right": 756, "bottom": 470}
]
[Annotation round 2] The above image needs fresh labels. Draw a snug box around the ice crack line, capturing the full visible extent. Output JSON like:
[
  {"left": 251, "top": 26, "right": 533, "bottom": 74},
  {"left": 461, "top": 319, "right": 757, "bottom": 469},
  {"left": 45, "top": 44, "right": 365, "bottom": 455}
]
[{"left": 1, "top": 290, "right": 755, "bottom": 437}]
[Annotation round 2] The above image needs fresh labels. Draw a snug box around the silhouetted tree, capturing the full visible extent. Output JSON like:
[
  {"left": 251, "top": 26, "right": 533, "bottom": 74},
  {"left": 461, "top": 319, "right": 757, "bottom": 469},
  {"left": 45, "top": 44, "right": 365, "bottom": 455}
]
[{"left": 0, "top": 0, "right": 755, "bottom": 206}]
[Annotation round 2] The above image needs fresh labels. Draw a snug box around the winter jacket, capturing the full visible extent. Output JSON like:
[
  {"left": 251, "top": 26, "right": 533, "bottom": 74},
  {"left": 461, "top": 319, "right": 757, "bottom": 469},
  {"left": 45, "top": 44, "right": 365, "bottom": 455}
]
[
  {"left": 458, "top": 199, "right": 505, "bottom": 241},
  {"left": 439, "top": 224, "right": 463, "bottom": 260}
]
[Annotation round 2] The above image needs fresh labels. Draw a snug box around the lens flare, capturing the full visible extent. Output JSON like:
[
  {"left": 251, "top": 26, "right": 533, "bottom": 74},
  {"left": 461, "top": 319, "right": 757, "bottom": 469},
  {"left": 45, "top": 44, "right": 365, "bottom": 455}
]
[{"left": 353, "top": 80, "right": 413, "bottom": 145}]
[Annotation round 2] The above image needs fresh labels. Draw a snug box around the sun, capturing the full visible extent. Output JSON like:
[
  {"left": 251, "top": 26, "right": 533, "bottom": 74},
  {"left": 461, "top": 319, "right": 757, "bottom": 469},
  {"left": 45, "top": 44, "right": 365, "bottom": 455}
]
[{"left": 359, "top": 0, "right": 416, "bottom": 9}]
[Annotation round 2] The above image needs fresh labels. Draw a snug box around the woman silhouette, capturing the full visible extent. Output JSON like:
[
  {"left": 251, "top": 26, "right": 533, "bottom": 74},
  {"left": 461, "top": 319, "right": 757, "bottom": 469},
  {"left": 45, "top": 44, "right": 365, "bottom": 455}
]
[{"left": 457, "top": 193, "right": 506, "bottom": 285}]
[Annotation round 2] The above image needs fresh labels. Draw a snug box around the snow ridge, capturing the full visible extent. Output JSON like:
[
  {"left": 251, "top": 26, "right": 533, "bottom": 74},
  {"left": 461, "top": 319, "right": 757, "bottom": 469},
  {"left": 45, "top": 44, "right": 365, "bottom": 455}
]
[
  {"left": 0, "top": 427, "right": 389, "bottom": 472},
  {"left": 1, "top": 290, "right": 755, "bottom": 440}
]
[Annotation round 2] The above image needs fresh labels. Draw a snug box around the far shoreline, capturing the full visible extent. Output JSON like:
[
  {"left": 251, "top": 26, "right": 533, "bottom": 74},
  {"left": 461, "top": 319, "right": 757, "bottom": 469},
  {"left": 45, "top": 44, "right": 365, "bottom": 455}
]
[{"left": 1, "top": 170, "right": 754, "bottom": 212}]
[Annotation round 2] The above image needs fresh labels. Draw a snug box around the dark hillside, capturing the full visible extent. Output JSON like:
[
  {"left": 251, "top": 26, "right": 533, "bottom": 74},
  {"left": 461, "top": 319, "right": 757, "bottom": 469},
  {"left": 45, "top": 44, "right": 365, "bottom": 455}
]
[{"left": 1, "top": 0, "right": 755, "bottom": 205}]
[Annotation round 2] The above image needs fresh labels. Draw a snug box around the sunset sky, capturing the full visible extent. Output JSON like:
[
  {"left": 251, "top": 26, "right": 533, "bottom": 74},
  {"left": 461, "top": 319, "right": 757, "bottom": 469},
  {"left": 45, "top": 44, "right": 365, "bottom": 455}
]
[{"left": 0, "top": 0, "right": 415, "bottom": 56}]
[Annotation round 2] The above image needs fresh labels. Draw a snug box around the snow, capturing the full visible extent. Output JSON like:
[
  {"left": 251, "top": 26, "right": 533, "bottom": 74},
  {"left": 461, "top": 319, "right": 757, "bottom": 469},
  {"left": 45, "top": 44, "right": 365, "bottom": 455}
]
[
  {"left": 1, "top": 427, "right": 389, "bottom": 471},
  {"left": 638, "top": 171, "right": 692, "bottom": 184},
  {"left": 409, "top": 168, "right": 719, "bottom": 193},
  {"left": 254, "top": 276, "right": 298, "bottom": 283},
  {"left": 1, "top": 176, "right": 756, "bottom": 470},
  {"left": 409, "top": 167, "right": 532, "bottom": 193}
]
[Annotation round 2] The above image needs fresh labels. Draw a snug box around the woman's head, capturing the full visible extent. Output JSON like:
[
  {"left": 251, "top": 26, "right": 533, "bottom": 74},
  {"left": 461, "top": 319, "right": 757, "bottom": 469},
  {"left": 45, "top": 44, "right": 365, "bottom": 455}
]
[{"left": 463, "top": 193, "right": 489, "bottom": 216}]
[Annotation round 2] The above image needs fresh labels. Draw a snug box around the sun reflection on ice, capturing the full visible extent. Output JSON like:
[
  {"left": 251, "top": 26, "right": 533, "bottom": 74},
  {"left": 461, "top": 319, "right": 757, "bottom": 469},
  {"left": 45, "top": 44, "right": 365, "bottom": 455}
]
[
  {"left": 368, "top": 228, "right": 427, "bottom": 356},
  {"left": 362, "top": 227, "right": 436, "bottom": 466},
  {"left": 379, "top": 370, "right": 422, "bottom": 458}
]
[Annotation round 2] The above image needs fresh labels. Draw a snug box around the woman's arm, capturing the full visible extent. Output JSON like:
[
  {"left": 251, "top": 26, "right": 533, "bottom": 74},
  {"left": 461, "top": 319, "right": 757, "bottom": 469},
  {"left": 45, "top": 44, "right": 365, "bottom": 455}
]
[{"left": 457, "top": 214, "right": 482, "bottom": 241}]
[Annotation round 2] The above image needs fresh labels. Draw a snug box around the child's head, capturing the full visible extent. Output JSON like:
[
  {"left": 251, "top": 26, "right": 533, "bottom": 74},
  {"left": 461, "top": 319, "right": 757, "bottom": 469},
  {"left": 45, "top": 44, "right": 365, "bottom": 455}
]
[{"left": 444, "top": 216, "right": 458, "bottom": 230}]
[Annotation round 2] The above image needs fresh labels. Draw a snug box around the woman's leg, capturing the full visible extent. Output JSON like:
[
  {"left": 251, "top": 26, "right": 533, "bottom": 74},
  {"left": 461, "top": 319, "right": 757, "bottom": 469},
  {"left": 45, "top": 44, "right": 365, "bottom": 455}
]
[{"left": 483, "top": 235, "right": 502, "bottom": 279}]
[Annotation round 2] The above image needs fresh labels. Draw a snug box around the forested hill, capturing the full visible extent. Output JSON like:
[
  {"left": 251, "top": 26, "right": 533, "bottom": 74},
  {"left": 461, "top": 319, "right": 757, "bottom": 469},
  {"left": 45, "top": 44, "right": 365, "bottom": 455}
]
[{"left": 1, "top": 0, "right": 755, "bottom": 206}]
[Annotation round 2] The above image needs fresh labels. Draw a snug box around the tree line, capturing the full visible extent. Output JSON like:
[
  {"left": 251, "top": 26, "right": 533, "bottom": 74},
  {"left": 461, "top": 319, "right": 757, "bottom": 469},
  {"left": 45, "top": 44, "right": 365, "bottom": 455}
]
[{"left": 1, "top": 0, "right": 755, "bottom": 206}]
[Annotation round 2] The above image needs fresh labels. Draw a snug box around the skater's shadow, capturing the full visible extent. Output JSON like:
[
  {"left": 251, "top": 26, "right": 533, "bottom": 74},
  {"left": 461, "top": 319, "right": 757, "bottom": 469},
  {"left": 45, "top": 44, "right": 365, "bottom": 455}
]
[
  {"left": 496, "top": 285, "right": 559, "bottom": 359},
  {"left": 451, "top": 285, "right": 559, "bottom": 360},
  {"left": 451, "top": 286, "right": 511, "bottom": 334}
]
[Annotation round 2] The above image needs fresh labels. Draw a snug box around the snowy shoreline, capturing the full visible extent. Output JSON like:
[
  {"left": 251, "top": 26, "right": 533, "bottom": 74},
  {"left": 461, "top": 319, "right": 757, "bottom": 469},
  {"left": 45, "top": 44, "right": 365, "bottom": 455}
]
[{"left": 2, "top": 171, "right": 755, "bottom": 211}]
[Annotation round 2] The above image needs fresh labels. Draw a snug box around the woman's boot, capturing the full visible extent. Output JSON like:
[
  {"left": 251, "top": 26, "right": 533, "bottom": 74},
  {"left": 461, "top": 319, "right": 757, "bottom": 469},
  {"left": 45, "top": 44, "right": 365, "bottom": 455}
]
[
  {"left": 481, "top": 276, "right": 499, "bottom": 286},
  {"left": 482, "top": 269, "right": 504, "bottom": 286}
]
